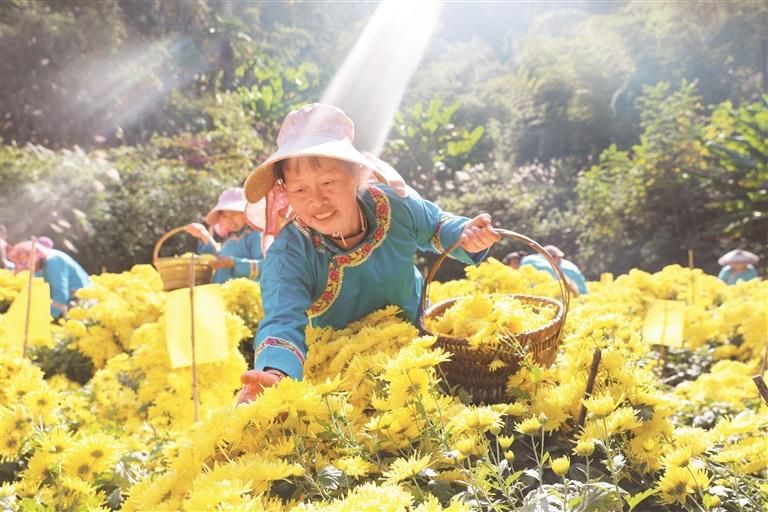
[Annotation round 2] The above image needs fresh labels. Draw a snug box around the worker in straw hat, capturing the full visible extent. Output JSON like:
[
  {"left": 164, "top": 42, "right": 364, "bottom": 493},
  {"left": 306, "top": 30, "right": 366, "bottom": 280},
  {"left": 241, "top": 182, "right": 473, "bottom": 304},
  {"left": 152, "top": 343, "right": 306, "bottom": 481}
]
[
  {"left": 235, "top": 102, "right": 501, "bottom": 403},
  {"left": 7, "top": 238, "right": 91, "bottom": 319},
  {"left": 520, "top": 244, "right": 588, "bottom": 296},
  {"left": 717, "top": 249, "right": 760, "bottom": 285},
  {"left": 184, "top": 187, "right": 267, "bottom": 284},
  {"left": 502, "top": 251, "right": 526, "bottom": 270}
]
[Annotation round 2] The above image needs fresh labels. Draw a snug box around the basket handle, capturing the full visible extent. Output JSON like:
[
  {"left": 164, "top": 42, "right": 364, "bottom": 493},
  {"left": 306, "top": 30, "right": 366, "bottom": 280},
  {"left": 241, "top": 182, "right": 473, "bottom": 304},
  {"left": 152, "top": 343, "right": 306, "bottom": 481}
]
[
  {"left": 153, "top": 226, "right": 199, "bottom": 264},
  {"left": 420, "top": 228, "right": 570, "bottom": 337}
]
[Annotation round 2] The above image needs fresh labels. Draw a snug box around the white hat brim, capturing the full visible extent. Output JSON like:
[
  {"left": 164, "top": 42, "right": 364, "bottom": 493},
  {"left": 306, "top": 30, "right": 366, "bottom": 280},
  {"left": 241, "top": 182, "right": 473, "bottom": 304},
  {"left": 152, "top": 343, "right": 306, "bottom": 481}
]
[
  {"left": 244, "top": 136, "right": 374, "bottom": 203},
  {"left": 718, "top": 249, "right": 759, "bottom": 266},
  {"left": 205, "top": 199, "right": 248, "bottom": 226}
]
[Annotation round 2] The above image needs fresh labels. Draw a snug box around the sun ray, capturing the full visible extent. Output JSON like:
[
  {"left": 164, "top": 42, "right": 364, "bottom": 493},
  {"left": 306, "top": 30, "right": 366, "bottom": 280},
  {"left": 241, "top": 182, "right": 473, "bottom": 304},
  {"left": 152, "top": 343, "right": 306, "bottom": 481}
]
[{"left": 321, "top": 0, "right": 441, "bottom": 154}]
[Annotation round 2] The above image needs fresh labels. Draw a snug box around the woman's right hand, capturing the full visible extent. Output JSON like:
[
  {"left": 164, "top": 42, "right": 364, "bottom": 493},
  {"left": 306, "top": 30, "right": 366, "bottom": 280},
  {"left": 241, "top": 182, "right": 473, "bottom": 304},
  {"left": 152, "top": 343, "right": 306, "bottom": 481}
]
[
  {"left": 184, "top": 223, "right": 211, "bottom": 243},
  {"left": 236, "top": 369, "right": 285, "bottom": 404}
]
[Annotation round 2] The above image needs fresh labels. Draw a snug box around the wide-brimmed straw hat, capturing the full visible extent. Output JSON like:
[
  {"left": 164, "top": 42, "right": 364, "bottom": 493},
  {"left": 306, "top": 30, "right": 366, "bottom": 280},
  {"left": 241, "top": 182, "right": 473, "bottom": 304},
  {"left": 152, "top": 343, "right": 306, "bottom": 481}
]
[
  {"left": 244, "top": 103, "right": 376, "bottom": 203},
  {"left": 718, "top": 249, "right": 759, "bottom": 266},
  {"left": 206, "top": 187, "right": 248, "bottom": 226},
  {"left": 206, "top": 187, "right": 265, "bottom": 232}
]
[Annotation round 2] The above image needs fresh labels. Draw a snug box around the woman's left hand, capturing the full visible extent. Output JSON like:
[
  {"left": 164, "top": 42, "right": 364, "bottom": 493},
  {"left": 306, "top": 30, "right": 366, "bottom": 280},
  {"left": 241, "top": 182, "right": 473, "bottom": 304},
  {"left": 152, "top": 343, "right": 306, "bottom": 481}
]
[
  {"left": 209, "top": 256, "right": 234, "bottom": 270},
  {"left": 460, "top": 213, "right": 501, "bottom": 253}
]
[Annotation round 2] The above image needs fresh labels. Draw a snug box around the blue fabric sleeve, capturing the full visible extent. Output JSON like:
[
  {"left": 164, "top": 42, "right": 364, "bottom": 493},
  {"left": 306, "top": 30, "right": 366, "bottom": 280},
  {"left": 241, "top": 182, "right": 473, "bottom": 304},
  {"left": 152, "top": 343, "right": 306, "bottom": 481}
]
[
  {"left": 197, "top": 241, "right": 218, "bottom": 255},
  {"left": 560, "top": 260, "right": 588, "bottom": 294},
  {"left": 521, "top": 255, "right": 557, "bottom": 279},
  {"left": 400, "top": 189, "right": 488, "bottom": 264},
  {"left": 231, "top": 232, "right": 262, "bottom": 280},
  {"left": 232, "top": 257, "right": 258, "bottom": 279},
  {"left": 43, "top": 257, "right": 70, "bottom": 319},
  {"left": 253, "top": 235, "right": 313, "bottom": 379},
  {"left": 572, "top": 272, "right": 588, "bottom": 294},
  {"left": 719, "top": 265, "right": 758, "bottom": 284}
]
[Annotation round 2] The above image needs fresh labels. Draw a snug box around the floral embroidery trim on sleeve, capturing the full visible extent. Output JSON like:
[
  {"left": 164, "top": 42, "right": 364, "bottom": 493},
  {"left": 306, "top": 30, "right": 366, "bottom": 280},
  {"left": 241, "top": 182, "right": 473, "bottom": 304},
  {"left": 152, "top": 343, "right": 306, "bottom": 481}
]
[
  {"left": 254, "top": 337, "right": 306, "bottom": 365},
  {"left": 430, "top": 212, "right": 455, "bottom": 253},
  {"left": 249, "top": 261, "right": 259, "bottom": 279}
]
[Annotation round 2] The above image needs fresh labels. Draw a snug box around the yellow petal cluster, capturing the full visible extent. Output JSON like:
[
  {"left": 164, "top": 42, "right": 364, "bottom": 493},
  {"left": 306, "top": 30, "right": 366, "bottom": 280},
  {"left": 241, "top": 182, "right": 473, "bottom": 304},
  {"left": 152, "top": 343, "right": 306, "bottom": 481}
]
[{"left": 0, "top": 261, "right": 765, "bottom": 510}]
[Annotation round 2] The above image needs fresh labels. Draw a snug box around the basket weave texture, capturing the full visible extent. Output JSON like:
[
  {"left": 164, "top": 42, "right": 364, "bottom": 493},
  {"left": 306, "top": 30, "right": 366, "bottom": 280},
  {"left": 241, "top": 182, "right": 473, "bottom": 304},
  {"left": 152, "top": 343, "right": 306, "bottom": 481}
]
[
  {"left": 153, "top": 227, "right": 213, "bottom": 292},
  {"left": 420, "top": 229, "right": 570, "bottom": 404}
]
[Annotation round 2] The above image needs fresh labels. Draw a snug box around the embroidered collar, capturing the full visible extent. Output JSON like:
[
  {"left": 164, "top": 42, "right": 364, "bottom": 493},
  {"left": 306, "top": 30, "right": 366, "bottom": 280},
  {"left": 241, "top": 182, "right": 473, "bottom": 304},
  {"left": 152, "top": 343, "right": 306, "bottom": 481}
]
[
  {"left": 225, "top": 226, "right": 251, "bottom": 243},
  {"left": 293, "top": 186, "right": 389, "bottom": 255},
  {"left": 298, "top": 186, "right": 392, "bottom": 318}
]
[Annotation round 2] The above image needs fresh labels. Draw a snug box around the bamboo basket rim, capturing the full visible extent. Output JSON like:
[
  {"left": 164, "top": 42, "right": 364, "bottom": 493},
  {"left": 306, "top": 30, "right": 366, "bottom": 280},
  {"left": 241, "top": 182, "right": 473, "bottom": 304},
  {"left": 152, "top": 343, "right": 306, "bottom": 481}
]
[
  {"left": 424, "top": 293, "right": 565, "bottom": 354},
  {"left": 152, "top": 226, "right": 213, "bottom": 290},
  {"left": 153, "top": 226, "right": 205, "bottom": 264}
]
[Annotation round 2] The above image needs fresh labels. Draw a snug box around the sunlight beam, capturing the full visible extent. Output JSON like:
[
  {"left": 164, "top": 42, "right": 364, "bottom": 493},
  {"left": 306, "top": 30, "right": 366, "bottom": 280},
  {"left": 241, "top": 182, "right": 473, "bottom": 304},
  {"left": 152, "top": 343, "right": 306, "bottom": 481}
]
[{"left": 321, "top": 0, "right": 441, "bottom": 154}]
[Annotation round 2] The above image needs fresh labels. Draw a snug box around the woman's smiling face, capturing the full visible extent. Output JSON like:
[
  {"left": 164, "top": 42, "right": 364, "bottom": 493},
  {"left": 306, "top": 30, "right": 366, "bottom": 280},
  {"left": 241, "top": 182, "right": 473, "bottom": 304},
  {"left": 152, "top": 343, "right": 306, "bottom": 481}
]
[
  {"left": 282, "top": 157, "right": 362, "bottom": 237},
  {"left": 218, "top": 210, "right": 246, "bottom": 232}
]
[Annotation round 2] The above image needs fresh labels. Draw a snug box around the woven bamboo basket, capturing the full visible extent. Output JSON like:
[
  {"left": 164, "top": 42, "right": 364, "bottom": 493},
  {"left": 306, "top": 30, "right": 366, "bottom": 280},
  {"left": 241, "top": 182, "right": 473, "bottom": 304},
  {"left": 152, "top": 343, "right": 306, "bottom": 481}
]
[
  {"left": 420, "top": 229, "right": 570, "bottom": 404},
  {"left": 152, "top": 226, "right": 214, "bottom": 292}
]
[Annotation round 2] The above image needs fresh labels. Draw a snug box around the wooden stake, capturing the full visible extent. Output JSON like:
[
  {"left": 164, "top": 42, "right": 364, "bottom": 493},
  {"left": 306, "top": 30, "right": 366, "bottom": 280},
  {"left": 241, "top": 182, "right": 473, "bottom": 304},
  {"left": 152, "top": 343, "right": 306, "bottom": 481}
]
[
  {"left": 658, "top": 345, "right": 668, "bottom": 379},
  {"left": 753, "top": 375, "right": 768, "bottom": 406},
  {"left": 189, "top": 254, "right": 199, "bottom": 422},
  {"left": 688, "top": 249, "right": 695, "bottom": 306},
  {"left": 577, "top": 349, "right": 602, "bottom": 427},
  {"left": 22, "top": 236, "right": 36, "bottom": 358}
]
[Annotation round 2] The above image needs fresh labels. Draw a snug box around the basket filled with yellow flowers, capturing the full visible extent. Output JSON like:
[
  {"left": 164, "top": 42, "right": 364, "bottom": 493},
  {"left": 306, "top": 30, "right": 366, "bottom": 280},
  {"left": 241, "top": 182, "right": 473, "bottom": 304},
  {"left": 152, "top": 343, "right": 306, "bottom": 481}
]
[
  {"left": 420, "top": 229, "right": 570, "bottom": 403},
  {"left": 152, "top": 226, "right": 215, "bottom": 291}
]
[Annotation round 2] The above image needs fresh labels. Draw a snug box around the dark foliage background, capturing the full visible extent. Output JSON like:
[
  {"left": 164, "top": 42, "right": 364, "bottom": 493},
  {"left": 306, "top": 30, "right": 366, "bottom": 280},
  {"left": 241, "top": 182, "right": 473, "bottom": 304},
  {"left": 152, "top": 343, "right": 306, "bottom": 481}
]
[{"left": 1, "top": 0, "right": 766, "bottom": 278}]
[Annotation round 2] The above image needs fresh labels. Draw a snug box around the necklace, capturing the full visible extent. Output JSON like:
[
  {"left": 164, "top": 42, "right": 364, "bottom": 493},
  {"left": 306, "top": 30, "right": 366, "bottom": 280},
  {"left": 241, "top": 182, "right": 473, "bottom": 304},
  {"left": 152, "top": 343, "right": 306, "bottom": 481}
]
[{"left": 330, "top": 205, "right": 367, "bottom": 248}]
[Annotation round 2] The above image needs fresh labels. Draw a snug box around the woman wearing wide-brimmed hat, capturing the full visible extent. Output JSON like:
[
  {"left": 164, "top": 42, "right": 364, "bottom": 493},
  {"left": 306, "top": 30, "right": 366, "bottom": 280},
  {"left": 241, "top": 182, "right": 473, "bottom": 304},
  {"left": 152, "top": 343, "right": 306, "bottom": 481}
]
[
  {"left": 184, "top": 187, "right": 267, "bottom": 284},
  {"left": 717, "top": 249, "right": 760, "bottom": 285},
  {"left": 7, "top": 239, "right": 91, "bottom": 319},
  {"left": 236, "top": 103, "right": 501, "bottom": 402}
]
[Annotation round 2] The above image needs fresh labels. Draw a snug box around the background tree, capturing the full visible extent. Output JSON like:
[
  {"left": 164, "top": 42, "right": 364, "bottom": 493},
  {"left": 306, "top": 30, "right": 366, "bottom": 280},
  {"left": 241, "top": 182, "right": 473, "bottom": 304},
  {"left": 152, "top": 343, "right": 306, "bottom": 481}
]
[
  {"left": 699, "top": 96, "right": 768, "bottom": 253},
  {"left": 1, "top": 0, "right": 765, "bottom": 275},
  {"left": 381, "top": 99, "right": 484, "bottom": 199},
  {"left": 575, "top": 83, "right": 767, "bottom": 275}
]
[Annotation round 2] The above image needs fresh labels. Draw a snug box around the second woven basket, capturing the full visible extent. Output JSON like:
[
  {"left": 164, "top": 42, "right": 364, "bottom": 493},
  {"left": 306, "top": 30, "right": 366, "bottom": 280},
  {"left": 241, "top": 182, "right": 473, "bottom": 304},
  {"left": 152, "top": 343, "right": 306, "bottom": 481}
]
[{"left": 152, "top": 226, "right": 214, "bottom": 292}]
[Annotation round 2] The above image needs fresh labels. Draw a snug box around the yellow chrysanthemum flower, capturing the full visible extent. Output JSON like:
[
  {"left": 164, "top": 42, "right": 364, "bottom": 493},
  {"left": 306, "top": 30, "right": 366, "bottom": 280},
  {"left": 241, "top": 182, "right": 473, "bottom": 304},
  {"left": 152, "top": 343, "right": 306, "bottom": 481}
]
[
  {"left": 453, "top": 435, "right": 480, "bottom": 456},
  {"left": 182, "top": 479, "right": 255, "bottom": 511},
  {"left": 551, "top": 455, "right": 570, "bottom": 476},
  {"left": 573, "top": 439, "right": 595, "bottom": 457},
  {"left": 516, "top": 417, "right": 543, "bottom": 435},
  {"left": 382, "top": 453, "right": 431, "bottom": 483},
  {"left": 583, "top": 393, "right": 617, "bottom": 418},
  {"left": 448, "top": 406, "right": 503, "bottom": 436},
  {"left": 658, "top": 464, "right": 710, "bottom": 505},
  {"left": 336, "top": 456, "right": 376, "bottom": 478},
  {"left": 496, "top": 435, "right": 514, "bottom": 450},
  {"left": 606, "top": 406, "right": 641, "bottom": 435},
  {"left": 295, "top": 482, "right": 413, "bottom": 511}
]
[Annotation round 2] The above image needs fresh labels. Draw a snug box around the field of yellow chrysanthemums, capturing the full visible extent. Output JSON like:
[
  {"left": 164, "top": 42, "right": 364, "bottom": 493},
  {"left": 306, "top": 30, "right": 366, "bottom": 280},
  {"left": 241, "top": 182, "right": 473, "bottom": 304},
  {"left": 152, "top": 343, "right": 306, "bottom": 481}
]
[{"left": 0, "top": 260, "right": 766, "bottom": 511}]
